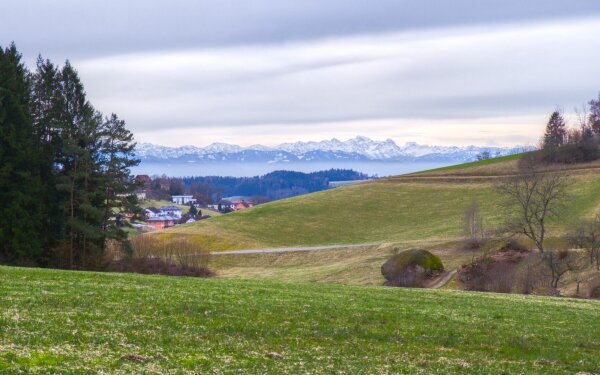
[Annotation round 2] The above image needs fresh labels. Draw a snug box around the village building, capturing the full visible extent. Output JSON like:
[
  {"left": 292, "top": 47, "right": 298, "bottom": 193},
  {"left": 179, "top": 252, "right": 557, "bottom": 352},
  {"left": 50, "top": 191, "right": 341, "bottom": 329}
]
[
  {"left": 143, "top": 207, "right": 161, "bottom": 219},
  {"left": 222, "top": 196, "right": 254, "bottom": 211},
  {"left": 171, "top": 195, "right": 197, "bottom": 205},
  {"left": 233, "top": 200, "right": 253, "bottom": 210},
  {"left": 145, "top": 216, "right": 177, "bottom": 230},
  {"left": 159, "top": 206, "right": 183, "bottom": 218},
  {"left": 178, "top": 214, "right": 211, "bottom": 224}
]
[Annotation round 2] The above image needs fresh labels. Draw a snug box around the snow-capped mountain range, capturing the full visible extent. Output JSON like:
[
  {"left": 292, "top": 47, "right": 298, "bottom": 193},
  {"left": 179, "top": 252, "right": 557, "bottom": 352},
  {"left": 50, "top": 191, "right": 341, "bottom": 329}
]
[{"left": 135, "top": 136, "right": 534, "bottom": 164}]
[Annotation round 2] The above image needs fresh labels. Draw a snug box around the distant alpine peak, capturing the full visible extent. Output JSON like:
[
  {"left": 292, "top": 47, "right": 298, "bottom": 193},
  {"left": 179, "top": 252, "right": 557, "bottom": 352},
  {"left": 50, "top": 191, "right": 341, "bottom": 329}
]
[{"left": 135, "top": 136, "right": 534, "bottom": 162}]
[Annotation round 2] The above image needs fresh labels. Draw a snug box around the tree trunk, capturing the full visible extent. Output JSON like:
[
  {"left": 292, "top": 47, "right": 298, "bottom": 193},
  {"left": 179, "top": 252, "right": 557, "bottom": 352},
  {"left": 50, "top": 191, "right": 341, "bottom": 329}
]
[{"left": 69, "top": 157, "right": 77, "bottom": 269}]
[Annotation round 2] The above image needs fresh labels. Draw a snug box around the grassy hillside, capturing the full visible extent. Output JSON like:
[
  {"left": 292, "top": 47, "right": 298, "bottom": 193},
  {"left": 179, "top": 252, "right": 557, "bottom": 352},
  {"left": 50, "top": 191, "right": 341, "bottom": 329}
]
[
  {"left": 409, "top": 152, "right": 527, "bottom": 175},
  {"left": 1, "top": 266, "right": 599, "bottom": 373},
  {"left": 209, "top": 241, "right": 476, "bottom": 285},
  {"left": 158, "top": 170, "right": 600, "bottom": 251}
]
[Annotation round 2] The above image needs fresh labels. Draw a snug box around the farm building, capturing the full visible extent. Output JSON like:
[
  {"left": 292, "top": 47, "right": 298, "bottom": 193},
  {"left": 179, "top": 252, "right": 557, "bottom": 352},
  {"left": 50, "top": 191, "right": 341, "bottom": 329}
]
[
  {"left": 159, "top": 206, "right": 183, "bottom": 218},
  {"left": 171, "top": 195, "right": 197, "bottom": 205},
  {"left": 145, "top": 216, "right": 177, "bottom": 230}
]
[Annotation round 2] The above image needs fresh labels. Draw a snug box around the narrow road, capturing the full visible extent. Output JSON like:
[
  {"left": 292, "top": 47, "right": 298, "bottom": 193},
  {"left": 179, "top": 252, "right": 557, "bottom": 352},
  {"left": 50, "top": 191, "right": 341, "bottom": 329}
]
[
  {"left": 211, "top": 243, "right": 380, "bottom": 255},
  {"left": 429, "top": 269, "right": 457, "bottom": 289}
]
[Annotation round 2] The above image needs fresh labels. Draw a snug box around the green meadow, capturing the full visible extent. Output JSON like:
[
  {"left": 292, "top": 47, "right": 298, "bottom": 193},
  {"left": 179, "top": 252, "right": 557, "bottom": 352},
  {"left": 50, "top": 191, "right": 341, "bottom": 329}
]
[{"left": 1, "top": 266, "right": 599, "bottom": 374}]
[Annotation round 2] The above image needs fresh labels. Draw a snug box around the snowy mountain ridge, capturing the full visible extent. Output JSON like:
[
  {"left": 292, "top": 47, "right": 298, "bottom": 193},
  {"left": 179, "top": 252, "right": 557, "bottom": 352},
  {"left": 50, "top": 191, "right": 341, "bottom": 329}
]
[{"left": 135, "top": 136, "right": 534, "bottom": 163}]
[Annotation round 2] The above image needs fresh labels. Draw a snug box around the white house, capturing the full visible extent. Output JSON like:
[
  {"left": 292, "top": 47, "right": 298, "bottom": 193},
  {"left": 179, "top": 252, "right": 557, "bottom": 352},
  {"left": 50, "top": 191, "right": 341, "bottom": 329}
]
[
  {"left": 171, "top": 195, "right": 196, "bottom": 205},
  {"left": 159, "top": 206, "right": 183, "bottom": 218},
  {"left": 143, "top": 207, "right": 160, "bottom": 219}
]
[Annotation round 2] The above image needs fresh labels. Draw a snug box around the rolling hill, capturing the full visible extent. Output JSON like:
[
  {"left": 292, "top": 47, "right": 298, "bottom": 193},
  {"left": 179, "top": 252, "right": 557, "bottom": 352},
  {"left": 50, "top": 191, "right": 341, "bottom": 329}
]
[
  {"left": 156, "top": 156, "right": 600, "bottom": 252},
  {"left": 1, "top": 265, "right": 599, "bottom": 373}
]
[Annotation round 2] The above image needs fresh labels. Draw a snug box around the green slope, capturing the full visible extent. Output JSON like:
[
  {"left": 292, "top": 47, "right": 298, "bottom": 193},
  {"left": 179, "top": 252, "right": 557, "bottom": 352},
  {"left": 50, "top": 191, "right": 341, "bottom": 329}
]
[
  {"left": 410, "top": 152, "right": 527, "bottom": 174},
  {"left": 1, "top": 266, "right": 599, "bottom": 373},
  {"left": 160, "top": 171, "right": 600, "bottom": 251}
]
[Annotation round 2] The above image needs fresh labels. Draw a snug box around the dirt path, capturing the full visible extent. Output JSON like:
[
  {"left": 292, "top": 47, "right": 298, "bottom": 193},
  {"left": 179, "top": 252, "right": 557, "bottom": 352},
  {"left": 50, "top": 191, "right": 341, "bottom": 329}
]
[
  {"left": 429, "top": 269, "right": 457, "bottom": 289},
  {"left": 211, "top": 243, "right": 380, "bottom": 255}
]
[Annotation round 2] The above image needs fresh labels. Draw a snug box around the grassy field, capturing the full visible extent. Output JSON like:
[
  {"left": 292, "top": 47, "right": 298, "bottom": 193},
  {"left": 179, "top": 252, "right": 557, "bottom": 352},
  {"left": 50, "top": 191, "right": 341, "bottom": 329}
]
[
  {"left": 137, "top": 157, "right": 600, "bottom": 289},
  {"left": 209, "top": 241, "right": 477, "bottom": 285},
  {"left": 157, "top": 173, "right": 600, "bottom": 251},
  {"left": 1, "top": 265, "right": 600, "bottom": 374},
  {"left": 409, "top": 152, "right": 528, "bottom": 175}
]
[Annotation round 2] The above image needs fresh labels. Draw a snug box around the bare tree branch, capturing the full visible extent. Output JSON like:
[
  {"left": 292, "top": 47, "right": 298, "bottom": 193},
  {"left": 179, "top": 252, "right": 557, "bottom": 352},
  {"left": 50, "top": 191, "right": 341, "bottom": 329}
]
[{"left": 496, "top": 161, "right": 569, "bottom": 256}]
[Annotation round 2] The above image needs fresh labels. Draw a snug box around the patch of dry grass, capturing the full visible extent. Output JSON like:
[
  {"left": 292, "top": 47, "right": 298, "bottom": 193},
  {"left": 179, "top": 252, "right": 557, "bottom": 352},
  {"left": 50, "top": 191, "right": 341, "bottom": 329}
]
[{"left": 209, "top": 241, "right": 480, "bottom": 285}]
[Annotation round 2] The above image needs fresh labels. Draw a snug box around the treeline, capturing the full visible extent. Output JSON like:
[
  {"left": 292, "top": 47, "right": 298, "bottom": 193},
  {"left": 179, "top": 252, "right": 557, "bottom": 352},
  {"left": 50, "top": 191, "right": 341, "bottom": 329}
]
[
  {"left": 0, "top": 44, "right": 138, "bottom": 268},
  {"left": 540, "top": 94, "right": 600, "bottom": 163},
  {"left": 147, "top": 169, "right": 370, "bottom": 202}
]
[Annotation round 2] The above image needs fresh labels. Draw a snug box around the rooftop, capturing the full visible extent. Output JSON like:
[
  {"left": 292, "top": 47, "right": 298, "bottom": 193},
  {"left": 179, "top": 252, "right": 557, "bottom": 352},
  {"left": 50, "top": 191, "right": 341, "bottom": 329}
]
[
  {"left": 159, "top": 206, "right": 183, "bottom": 211},
  {"left": 147, "top": 215, "right": 178, "bottom": 222}
]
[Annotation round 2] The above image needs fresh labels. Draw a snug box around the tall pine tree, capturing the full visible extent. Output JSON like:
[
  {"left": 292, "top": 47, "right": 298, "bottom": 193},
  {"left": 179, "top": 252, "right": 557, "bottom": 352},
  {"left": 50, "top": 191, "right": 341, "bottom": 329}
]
[
  {"left": 0, "top": 44, "right": 48, "bottom": 261},
  {"left": 55, "top": 61, "right": 107, "bottom": 268},
  {"left": 99, "top": 113, "right": 140, "bottom": 244},
  {"left": 543, "top": 111, "right": 567, "bottom": 149},
  {"left": 31, "top": 56, "right": 65, "bottom": 254},
  {"left": 590, "top": 93, "right": 600, "bottom": 136}
]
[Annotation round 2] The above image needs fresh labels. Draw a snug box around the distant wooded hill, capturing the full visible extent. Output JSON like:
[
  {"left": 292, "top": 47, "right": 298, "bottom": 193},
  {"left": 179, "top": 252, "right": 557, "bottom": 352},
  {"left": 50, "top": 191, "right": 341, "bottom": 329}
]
[{"left": 145, "top": 169, "right": 370, "bottom": 202}]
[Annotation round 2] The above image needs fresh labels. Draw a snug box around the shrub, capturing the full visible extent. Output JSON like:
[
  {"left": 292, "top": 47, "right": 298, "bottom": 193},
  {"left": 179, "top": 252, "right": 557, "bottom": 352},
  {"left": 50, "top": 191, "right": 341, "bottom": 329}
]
[
  {"left": 109, "top": 257, "right": 214, "bottom": 277},
  {"left": 381, "top": 249, "right": 444, "bottom": 287},
  {"left": 110, "top": 235, "right": 213, "bottom": 277},
  {"left": 50, "top": 240, "right": 105, "bottom": 270},
  {"left": 460, "top": 261, "right": 516, "bottom": 293},
  {"left": 589, "top": 284, "right": 600, "bottom": 299},
  {"left": 498, "top": 239, "right": 529, "bottom": 253},
  {"left": 540, "top": 133, "right": 600, "bottom": 165},
  {"left": 460, "top": 244, "right": 531, "bottom": 293},
  {"left": 514, "top": 255, "right": 551, "bottom": 294},
  {"left": 463, "top": 237, "right": 484, "bottom": 251}
]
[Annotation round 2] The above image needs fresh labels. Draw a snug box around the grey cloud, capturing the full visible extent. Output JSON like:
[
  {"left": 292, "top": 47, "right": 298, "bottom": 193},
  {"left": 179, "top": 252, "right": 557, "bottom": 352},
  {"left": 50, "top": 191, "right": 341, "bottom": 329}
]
[
  {"left": 76, "top": 19, "right": 600, "bottom": 134},
  {"left": 3, "top": 1, "right": 599, "bottom": 146},
  {"left": 2, "top": 0, "right": 600, "bottom": 59}
]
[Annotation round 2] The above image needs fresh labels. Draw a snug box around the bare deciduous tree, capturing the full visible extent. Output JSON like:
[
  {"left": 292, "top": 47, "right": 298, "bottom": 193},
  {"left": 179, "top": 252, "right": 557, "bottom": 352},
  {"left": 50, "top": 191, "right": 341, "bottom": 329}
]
[
  {"left": 569, "top": 214, "right": 600, "bottom": 270},
  {"left": 496, "top": 160, "right": 569, "bottom": 256},
  {"left": 544, "top": 250, "right": 585, "bottom": 289},
  {"left": 463, "top": 200, "right": 483, "bottom": 239}
]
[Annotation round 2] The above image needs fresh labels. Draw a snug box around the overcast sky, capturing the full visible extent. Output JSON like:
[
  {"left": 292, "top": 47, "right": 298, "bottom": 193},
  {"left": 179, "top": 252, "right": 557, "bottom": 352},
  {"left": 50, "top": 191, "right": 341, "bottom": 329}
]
[{"left": 2, "top": 0, "right": 600, "bottom": 147}]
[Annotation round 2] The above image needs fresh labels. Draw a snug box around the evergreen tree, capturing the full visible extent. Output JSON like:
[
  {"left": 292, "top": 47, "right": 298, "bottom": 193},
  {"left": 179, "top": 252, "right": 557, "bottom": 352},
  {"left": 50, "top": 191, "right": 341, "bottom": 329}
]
[
  {"left": 30, "top": 56, "right": 65, "bottom": 252},
  {"left": 0, "top": 44, "right": 47, "bottom": 261},
  {"left": 188, "top": 205, "right": 198, "bottom": 216},
  {"left": 0, "top": 45, "right": 140, "bottom": 268},
  {"left": 99, "top": 113, "right": 140, "bottom": 243},
  {"left": 590, "top": 93, "right": 600, "bottom": 136},
  {"left": 55, "top": 61, "right": 106, "bottom": 268},
  {"left": 543, "top": 111, "right": 567, "bottom": 149}
]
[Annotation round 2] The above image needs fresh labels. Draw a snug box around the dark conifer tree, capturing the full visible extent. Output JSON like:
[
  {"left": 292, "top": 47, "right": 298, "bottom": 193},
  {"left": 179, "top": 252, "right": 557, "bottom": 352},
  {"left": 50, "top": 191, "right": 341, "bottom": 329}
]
[
  {"left": 31, "top": 56, "right": 65, "bottom": 252},
  {"left": 543, "top": 111, "right": 567, "bottom": 149},
  {"left": 0, "top": 44, "right": 48, "bottom": 261},
  {"left": 590, "top": 93, "right": 600, "bottom": 136},
  {"left": 1, "top": 44, "right": 140, "bottom": 268},
  {"left": 55, "top": 61, "right": 107, "bottom": 267},
  {"left": 99, "top": 113, "right": 140, "bottom": 243}
]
